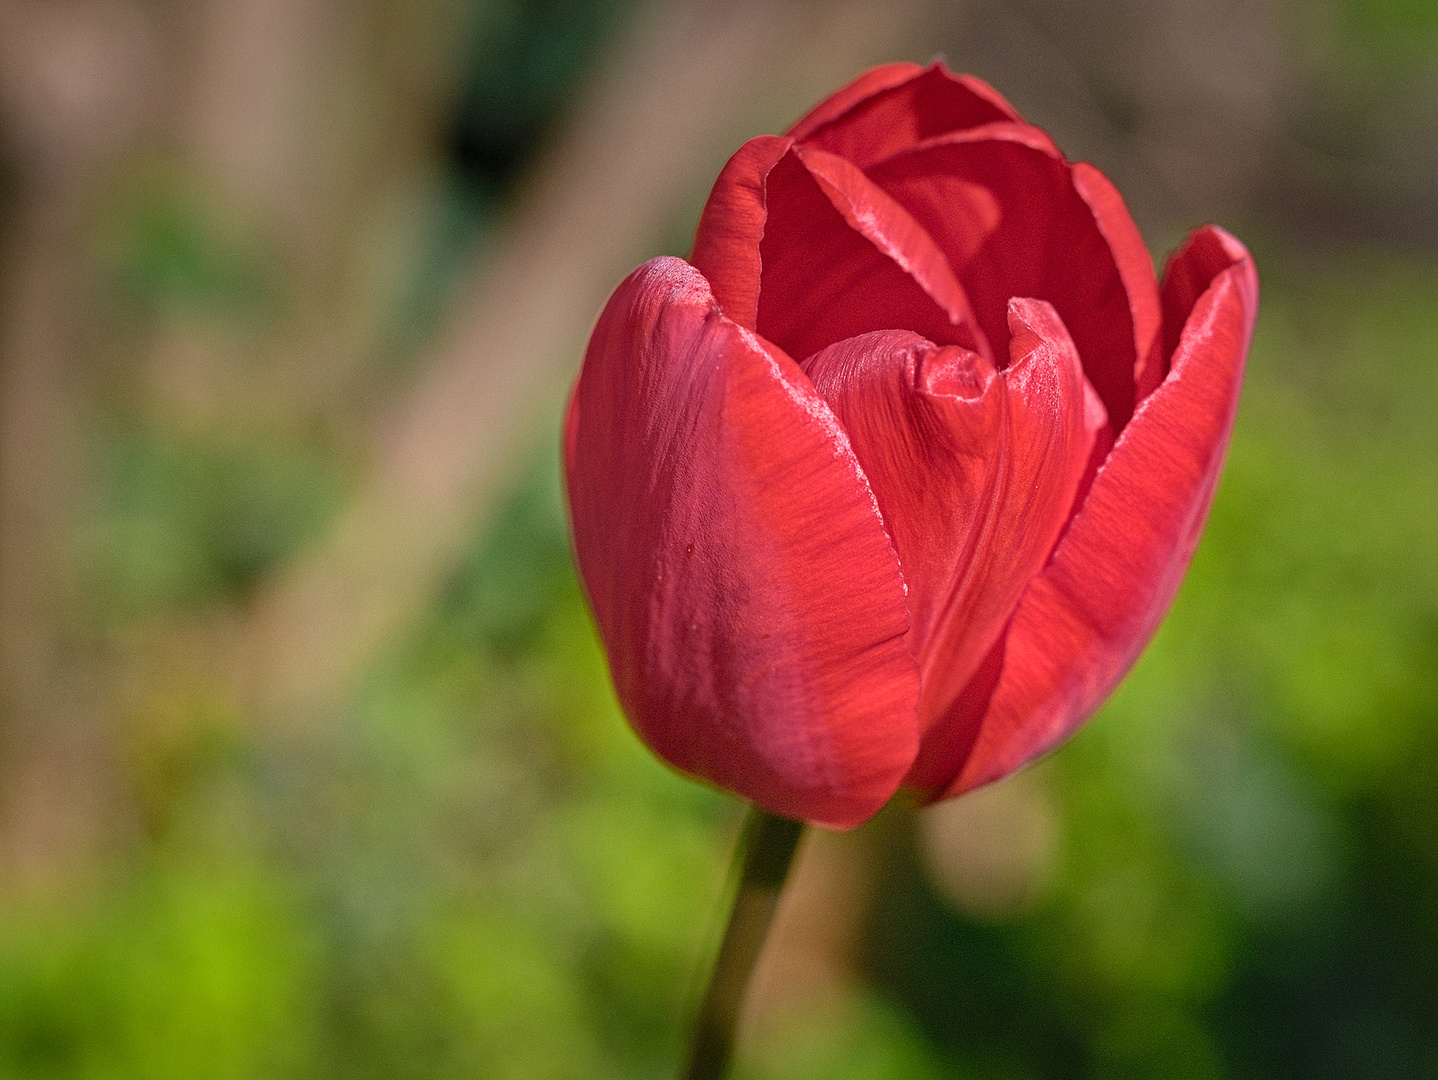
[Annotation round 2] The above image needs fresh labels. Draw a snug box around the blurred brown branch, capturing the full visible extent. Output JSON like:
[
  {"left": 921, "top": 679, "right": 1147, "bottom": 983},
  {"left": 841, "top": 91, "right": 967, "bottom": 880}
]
[
  {"left": 0, "top": 0, "right": 451, "bottom": 884},
  {"left": 0, "top": 0, "right": 158, "bottom": 891}
]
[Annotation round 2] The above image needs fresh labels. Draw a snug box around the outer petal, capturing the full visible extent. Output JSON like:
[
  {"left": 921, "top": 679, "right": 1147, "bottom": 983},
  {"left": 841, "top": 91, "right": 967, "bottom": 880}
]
[
  {"left": 801, "top": 299, "right": 1097, "bottom": 790},
  {"left": 941, "top": 227, "right": 1259, "bottom": 796},
  {"left": 565, "top": 257, "right": 921, "bottom": 827},
  {"left": 692, "top": 139, "right": 985, "bottom": 363},
  {"left": 869, "top": 125, "right": 1143, "bottom": 432},
  {"left": 789, "top": 62, "right": 1023, "bottom": 166}
]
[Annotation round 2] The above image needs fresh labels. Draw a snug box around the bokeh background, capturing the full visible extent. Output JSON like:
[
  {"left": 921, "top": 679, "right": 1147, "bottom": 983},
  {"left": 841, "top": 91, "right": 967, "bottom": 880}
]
[{"left": 0, "top": 0, "right": 1435, "bottom": 1076}]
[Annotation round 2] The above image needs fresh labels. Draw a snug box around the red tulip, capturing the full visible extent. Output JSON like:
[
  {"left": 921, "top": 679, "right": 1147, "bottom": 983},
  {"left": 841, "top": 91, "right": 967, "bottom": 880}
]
[{"left": 564, "top": 62, "right": 1259, "bottom": 828}]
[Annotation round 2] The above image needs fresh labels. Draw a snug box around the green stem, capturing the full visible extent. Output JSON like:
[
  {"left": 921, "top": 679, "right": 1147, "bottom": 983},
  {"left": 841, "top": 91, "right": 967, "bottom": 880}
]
[{"left": 682, "top": 806, "right": 805, "bottom": 1080}]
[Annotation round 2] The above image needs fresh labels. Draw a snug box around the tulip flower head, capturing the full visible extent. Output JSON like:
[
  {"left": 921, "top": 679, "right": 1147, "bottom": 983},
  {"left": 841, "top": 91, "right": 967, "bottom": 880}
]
[{"left": 564, "top": 62, "right": 1258, "bottom": 828}]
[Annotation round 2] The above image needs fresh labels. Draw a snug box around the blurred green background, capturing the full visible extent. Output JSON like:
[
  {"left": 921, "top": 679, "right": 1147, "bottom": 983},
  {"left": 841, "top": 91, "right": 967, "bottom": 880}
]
[{"left": 0, "top": 0, "right": 1435, "bottom": 1077}]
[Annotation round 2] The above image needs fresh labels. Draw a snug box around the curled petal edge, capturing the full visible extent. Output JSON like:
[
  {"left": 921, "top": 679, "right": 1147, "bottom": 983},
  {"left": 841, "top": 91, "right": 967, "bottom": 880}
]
[
  {"left": 689, "top": 134, "right": 793, "bottom": 329},
  {"left": 940, "top": 228, "right": 1258, "bottom": 797}
]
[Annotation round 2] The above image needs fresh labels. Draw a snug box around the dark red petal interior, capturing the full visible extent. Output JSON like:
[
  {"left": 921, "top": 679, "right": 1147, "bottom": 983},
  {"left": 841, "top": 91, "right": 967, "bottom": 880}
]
[
  {"left": 870, "top": 127, "right": 1141, "bottom": 432},
  {"left": 756, "top": 148, "right": 981, "bottom": 362},
  {"left": 1071, "top": 162, "right": 1163, "bottom": 404}
]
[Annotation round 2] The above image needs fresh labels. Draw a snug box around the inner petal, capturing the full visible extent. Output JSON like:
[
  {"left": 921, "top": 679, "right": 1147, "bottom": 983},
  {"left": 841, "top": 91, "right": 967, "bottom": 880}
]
[
  {"left": 790, "top": 63, "right": 1022, "bottom": 167},
  {"left": 869, "top": 126, "right": 1141, "bottom": 432},
  {"left": 755, "top": 147, "right": 986, "bottom": 364},
  {"left": 802, "top": 300, "right": 1100, "bottom": 778}
]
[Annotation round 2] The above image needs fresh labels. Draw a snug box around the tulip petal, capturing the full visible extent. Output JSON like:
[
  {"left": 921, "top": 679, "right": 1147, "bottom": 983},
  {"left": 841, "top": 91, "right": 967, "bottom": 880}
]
[
  {"left": 941, "top": 228, "right": 1259, "bottom": 796},
  {"left": 565, "top": 257, "right": 922, "bottom": 827},
  {"left": 1071, "top": 162, "right": 1164, "bottom": 404},
  {"left": 785, "top": 61, "right": 926, "bottom": 140},
  {"left": 869, "top": 125, "right": 1143, "bottom": 432},
  {"left": 1160, "top": 224, "right": 1253, "bottom": 367},
  {"left": 760, "top": 146, "right": 986, "bottom": 361},
  {"left": 801, "top": 299, "right": 1096, "bottom": 791},
  {"left": 690, "top": 134, "right": 793, "bottom": 330},
  {"left": 789, "top": 62, "right": 1023, "bottom": 167},
  {"left": 693, "top": 139, "right": 987, "bottom": 364}
]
